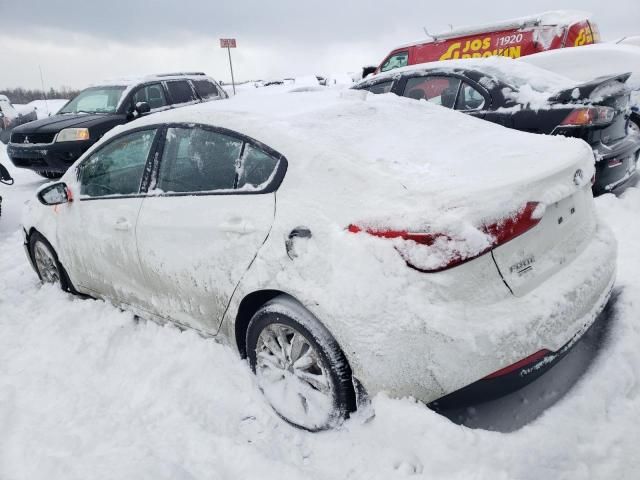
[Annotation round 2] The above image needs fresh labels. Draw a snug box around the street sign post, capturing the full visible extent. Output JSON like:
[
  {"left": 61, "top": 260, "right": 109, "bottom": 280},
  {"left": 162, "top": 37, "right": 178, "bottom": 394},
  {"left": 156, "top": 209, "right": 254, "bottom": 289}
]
[{"left": 220, "top": 38, "right": 237, "bottom": 95}]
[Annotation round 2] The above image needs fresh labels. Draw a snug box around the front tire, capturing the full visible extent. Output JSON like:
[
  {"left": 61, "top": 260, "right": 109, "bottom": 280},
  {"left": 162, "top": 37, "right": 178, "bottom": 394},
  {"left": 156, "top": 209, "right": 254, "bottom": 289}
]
[
  {"left": 29, "top": 232, "right": 71, "bottom": 291},
  {"left": 246, "top": 296, "right": 356, "bottom": 431}
]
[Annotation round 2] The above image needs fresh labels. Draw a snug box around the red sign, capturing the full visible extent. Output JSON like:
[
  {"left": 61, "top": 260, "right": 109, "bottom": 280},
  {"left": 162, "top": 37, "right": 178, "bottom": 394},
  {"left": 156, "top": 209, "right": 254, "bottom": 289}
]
[{"left": 220, "top": 38, "right": 237, "bottom": 48}]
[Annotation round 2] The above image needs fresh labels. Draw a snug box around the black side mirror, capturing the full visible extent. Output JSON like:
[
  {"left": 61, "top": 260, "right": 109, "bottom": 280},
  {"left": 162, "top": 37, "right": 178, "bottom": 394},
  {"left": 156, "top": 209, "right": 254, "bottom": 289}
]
[
  {"left": 38, "top": 182, "right": 72, "bottom": 206},
  {"left": 0, "top": 163, "right": 13, "bottom": 185},
  {"left": 135, "top": 102, "right": 151, "bottom": 115}
]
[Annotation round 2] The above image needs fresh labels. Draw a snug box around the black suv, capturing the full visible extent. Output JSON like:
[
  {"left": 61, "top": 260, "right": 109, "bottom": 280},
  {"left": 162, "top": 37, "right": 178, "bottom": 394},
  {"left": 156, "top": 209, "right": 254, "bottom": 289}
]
[{"left": 7, "top": 72, "right": 227, "bottom": 178}]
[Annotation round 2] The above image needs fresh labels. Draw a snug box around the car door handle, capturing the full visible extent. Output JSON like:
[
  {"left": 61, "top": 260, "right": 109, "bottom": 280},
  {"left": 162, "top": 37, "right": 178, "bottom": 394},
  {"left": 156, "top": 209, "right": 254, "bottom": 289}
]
[
  {"left": 219, "top": 220, "right": 256, "bottom": 235},
  {"left": 114, "top": 218, "right": 131, "bottom": 231}
]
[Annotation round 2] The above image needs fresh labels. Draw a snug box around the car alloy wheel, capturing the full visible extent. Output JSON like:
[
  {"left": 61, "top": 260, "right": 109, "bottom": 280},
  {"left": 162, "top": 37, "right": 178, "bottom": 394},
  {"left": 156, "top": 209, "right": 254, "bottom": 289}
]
[
  {"left": 255, "top": 323, "right": 334, "bottom": 428},
  {"left": 33, "top": 239, "right": 61, "bottom": 284},
  {"left": 246, "top": 296, "right": 356, "bottom": 431}
]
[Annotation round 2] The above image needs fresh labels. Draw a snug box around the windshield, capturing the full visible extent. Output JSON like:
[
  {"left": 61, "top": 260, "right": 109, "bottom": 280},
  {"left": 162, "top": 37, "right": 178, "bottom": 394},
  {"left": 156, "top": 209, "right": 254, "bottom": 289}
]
[{"left": 59, "top": 86, "right": 127, "bottom": 114}]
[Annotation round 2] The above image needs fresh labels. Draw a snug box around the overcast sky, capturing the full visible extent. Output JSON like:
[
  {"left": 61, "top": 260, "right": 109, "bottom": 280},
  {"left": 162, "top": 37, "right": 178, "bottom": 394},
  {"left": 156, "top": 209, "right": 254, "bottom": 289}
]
[{"left": 1, "top": 0, "right": 638, "bottom": 90}]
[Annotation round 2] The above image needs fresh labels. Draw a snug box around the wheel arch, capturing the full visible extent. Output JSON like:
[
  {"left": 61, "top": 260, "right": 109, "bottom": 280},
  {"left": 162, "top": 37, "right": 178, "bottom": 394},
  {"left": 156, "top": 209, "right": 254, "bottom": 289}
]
[
  {"left": 234, "top": 289, "right": 288, "bottom": 358},
  {"left": 27, "top": 227, "right": 77, "bottom": 293}
]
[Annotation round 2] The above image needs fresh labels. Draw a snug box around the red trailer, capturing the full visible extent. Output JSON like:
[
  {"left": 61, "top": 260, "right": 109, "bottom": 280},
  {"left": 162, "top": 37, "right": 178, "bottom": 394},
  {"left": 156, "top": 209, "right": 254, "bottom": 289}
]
[{"left": 376, "top": 11, "right": 599, "bottom": 74}]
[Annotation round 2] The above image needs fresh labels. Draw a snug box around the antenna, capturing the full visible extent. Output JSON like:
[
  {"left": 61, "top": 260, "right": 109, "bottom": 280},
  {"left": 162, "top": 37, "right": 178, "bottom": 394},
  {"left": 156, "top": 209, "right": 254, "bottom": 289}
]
[{"left": 38, "top": 65, "right": 49, "bottom": 115}]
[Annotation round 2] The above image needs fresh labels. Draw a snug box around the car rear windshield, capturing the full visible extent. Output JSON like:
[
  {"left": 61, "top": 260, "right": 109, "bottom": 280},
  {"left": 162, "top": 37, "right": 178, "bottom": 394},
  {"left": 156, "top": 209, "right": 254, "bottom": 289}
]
[
  {"left": 479, "top": 62, "right": 575, "bottom": 94},
  {"left": 59, "top": 86, "right": 127, "bottom": 114}
]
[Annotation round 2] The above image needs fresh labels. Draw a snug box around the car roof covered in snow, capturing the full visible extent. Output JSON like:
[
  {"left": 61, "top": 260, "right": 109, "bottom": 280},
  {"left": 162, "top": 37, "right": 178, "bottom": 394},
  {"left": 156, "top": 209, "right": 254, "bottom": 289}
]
[{"left": 101, "top": 87, "right": 594, "bottom": 219}]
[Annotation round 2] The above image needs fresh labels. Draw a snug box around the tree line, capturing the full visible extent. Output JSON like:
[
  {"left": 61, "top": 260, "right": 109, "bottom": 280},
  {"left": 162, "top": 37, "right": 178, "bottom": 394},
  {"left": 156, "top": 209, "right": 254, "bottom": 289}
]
[{"left": 0, "top": 87, "right": 80, "bottom": 104}]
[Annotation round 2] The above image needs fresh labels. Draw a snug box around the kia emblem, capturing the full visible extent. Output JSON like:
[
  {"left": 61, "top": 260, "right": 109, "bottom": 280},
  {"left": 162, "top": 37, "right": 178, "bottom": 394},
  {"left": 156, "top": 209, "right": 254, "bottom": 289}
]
[{"left": 573, "top": 169, "right": 584, "bottom": 186}]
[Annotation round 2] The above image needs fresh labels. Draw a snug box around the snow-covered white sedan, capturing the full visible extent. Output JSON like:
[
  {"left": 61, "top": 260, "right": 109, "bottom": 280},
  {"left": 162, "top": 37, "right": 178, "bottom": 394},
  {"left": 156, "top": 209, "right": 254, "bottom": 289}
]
[{"left": 23, "top": 89, "right": 616, "bottom": 430}]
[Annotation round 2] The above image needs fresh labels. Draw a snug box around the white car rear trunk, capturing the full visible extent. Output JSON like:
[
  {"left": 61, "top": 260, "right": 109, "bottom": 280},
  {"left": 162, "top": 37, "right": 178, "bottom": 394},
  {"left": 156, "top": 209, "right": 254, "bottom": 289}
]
[{"left": 492, "top": 169, "right": 596, "bottom": 297}]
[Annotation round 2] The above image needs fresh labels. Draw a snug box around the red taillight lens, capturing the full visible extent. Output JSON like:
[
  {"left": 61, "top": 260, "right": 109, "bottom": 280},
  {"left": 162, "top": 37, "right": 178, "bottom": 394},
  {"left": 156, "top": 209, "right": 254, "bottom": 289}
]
[
  {"left": 483, "top": 202, "right": 542, "bottom": 246},
  {"left": 348, "top": 202, "right": 542, "bottom": 273},
  {"left": 347, "top": 225, "right": 444, "bottom": 246},
  {"left": 560, "top": 106, "right": 615, "bottom": 127}
]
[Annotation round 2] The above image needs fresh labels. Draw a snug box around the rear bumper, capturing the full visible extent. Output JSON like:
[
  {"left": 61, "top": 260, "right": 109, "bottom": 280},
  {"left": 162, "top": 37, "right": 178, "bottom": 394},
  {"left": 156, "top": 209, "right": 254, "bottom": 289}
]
[
  {"left": 6, "top": 141, "right": 92, "bottom": 173},
  {"left": 354, "top": 218, "right": 617, "bottom": 405},
  {"left": 592, "top": 136, "right": 640, "bottom": 195},
  {"left": 429, "top": 280, "right": 614, "bottom": 410}
]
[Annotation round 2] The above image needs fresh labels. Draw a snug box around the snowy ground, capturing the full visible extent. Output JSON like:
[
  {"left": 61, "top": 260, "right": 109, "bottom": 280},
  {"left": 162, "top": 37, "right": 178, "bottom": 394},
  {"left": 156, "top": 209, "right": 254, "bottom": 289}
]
[{"left": 1, "top": 141, "right": 640, "bottom": 479}]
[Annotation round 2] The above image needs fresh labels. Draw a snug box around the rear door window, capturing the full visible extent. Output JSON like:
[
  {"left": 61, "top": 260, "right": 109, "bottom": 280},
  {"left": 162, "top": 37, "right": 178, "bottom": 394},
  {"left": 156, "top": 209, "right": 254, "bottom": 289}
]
[
  {"left": 237, "top": 144, "right": 280, "bottom": 191},
  {"left": 192, "top": 79, "right": 220, "bottom": 100},
  {"left": 133, "top": 83, "right": 168, "bottom": 110},
  {"left": 156, "top": 127, "right": 242, "bottom": 193},
  {"left": 380, "top": 51, "right": 409, "bottom": 73},
  {"left": 165, "top": 81, "right": 197, "bottom": 105},
  {"left": 155, "top": 126, "right": 284, "bottom": 194},
  {"left": 455, "top": 82, "right": 486, "bottom": 111},
  {"left": 402, "top": 76, "right": 461, "bottom": 108}
]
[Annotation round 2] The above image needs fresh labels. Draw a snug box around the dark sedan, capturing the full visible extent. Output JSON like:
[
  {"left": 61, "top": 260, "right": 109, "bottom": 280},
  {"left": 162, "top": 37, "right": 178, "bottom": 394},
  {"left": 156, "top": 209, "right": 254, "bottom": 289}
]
[{"left": 354, "top": 57, "right": 640, "bottom": 196}]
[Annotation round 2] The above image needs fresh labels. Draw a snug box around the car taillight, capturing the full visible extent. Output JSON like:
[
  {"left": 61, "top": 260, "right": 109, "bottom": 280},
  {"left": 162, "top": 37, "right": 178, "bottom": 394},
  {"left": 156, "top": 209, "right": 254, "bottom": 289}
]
[
  {"left": 560, "top": 106, "right": 615, "bottom": 127},
  {"left": 348, "top": 202, "right": 542, "bottom": 273}
]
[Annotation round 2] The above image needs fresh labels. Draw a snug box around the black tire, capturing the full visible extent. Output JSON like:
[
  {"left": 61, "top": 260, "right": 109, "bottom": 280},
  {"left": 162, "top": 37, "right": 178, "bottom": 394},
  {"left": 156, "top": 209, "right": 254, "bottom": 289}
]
[
  {"left": 28, "top": 231, "right": 73, "bottom": 292},
  {"left": 246, "top": 295, "right": 356, "bottom": 431},
  {"left": 37, "top": 171, "right": 63, "bottom": 180}
]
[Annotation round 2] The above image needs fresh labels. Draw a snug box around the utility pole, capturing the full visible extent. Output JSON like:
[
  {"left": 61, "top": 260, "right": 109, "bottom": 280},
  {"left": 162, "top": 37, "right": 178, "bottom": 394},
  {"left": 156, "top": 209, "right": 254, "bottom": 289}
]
[
  {"left": 38, "top": 65, "right": 49, "bottom": 113},
  {"left": 220, "top": 38, "right": 237, "bottom": 95}
]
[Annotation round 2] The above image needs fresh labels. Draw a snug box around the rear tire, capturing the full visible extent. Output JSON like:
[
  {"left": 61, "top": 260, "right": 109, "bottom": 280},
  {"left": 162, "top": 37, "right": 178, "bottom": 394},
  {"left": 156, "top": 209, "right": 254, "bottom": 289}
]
[
  {"left": 29, "top": 232, "right": 72, "bottom": 292},
  {"left": 37, "top": 171, "right": 63, "bottom": 180},
  {"left": 246, "top": 295, "right": 356, "bottom": 431}
]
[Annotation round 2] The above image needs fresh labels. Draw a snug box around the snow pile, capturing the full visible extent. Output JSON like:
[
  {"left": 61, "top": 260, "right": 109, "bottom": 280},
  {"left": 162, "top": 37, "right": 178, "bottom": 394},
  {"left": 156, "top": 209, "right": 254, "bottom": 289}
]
[
  {"left": 1, "top": 137, "right": 640, "bottom": 478},
  {"left": 14, "top": 100, "right": 69, "bottom": 119}
]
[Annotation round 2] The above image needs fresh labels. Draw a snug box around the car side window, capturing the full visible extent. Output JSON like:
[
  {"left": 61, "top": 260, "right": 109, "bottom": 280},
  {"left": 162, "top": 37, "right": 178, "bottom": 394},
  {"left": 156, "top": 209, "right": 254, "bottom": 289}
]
[
  {"left": 402, "top": 76, "right": 461, "bottom": 109},
  {"left": 156, "top": 127, "right": 243, "bottom": 193},
  {"left": 455, "top": 82, "right": 486, "bottom": 111},
  {"left": 380, "top": 52, "right": 409, "bottom": 73},
  {"left": 133, "top": 83, "right": 168, "bottom": 110},
  {"left": 165, "top": 81, "right": 197, "bottom": 105},
  {"left": 78, "top": 129, "right": 157, "bottom": 197},
  {"left": 237, "top": 144, "right": 280, "bottom": 190},
  {"left": 363, "top": 81, "right": 394, "bottom": 95},
  {"left": 192, "top": 79, "right": 220, "bottom": 100}
]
